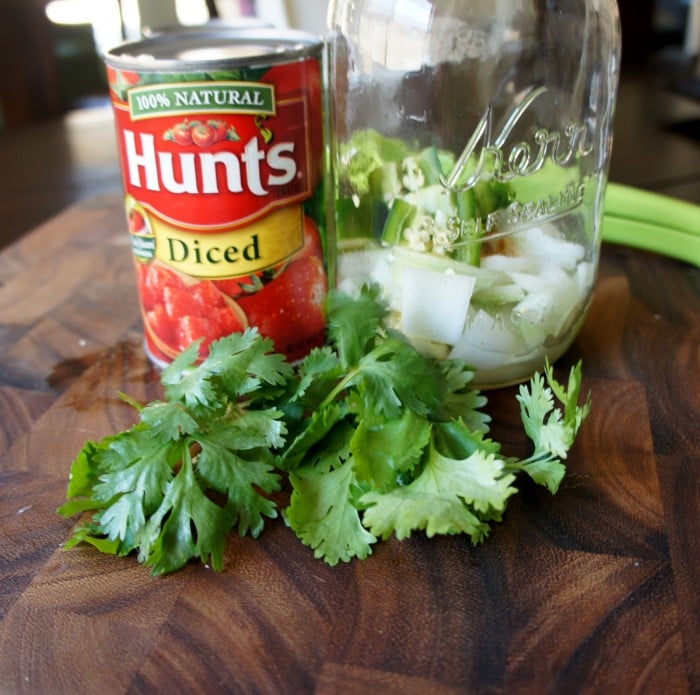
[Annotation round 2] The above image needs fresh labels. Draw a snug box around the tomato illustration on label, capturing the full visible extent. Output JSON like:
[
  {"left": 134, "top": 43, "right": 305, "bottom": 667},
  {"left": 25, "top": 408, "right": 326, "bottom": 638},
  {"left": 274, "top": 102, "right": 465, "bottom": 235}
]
[
  {"left": 165, "top": 119, "right": 240, "bottom": 147},
  {"left": 238, "top": 255, "right": 327, "bottom": 362},
  {"left": 128, "top": 207, "right": 146, "bottom": 234},
  {"left": 106, "top": 67, "right": 142, "bottom": 101},
  {"left": 137, "top": 261, "right": 248, "bottom": 361},
  {"left": 169, "top": 121, "right": 194, "bottom": 145}
]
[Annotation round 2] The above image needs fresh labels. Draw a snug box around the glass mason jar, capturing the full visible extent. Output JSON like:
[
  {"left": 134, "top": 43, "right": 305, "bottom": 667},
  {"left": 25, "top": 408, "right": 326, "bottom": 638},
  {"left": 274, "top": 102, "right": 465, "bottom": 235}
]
[{"left": 327, "top": 0, "right": 621, "bottom": 387}]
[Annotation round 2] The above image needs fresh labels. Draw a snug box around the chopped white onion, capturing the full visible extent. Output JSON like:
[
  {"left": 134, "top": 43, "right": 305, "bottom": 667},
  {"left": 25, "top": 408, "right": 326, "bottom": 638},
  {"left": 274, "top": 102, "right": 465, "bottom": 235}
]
[{"left": 399, "top": 265, "right": 475, "bottom": 345}]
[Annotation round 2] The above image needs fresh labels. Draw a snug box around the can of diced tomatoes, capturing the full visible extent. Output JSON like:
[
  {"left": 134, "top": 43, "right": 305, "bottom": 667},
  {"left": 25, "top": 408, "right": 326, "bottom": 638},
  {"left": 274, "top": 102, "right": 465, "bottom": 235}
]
[{"left": 104, "top": 28, "right": 329, "bottom": 366}]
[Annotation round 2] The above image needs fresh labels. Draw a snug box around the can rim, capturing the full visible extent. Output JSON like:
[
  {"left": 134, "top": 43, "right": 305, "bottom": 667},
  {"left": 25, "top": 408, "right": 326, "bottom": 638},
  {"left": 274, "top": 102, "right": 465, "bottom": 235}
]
[{"left": 104, "top": 27, "right": 324, "bottom": 72}]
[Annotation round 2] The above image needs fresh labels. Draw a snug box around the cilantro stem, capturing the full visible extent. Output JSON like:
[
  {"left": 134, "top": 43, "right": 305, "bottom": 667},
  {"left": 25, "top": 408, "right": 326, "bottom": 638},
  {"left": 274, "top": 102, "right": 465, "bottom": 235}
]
[
  {"left": 503, "top": 452, "right": 554, "bottom": 471},
  {"left": 318, "top": 369, "right": 358, "bottom": 411}
]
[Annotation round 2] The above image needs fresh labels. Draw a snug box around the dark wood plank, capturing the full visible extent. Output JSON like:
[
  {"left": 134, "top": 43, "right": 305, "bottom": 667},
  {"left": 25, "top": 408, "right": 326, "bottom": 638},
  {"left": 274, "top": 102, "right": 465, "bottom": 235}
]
[
  {"left": 0, "top": 195, "right": 124, "bottom": 287},
  {"left": 0, "top": 387, "right": 55, "bottom": 459}
]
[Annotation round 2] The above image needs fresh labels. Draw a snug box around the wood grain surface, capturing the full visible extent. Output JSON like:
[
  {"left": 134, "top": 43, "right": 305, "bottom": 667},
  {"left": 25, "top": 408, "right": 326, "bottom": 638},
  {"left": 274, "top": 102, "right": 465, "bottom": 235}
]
[{"left": 1, "top": 195, "right": 699, "bottom": 694}]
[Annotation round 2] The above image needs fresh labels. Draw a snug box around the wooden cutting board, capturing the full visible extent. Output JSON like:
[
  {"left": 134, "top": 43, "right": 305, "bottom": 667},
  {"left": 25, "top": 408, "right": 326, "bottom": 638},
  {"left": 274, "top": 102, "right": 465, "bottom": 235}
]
[{"left": 1, "top": 195, "right": 699, "bottom": 694}]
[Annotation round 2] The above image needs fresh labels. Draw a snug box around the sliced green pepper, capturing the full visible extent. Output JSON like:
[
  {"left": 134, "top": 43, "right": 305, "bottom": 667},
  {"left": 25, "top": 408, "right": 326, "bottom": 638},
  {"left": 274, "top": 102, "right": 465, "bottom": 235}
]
[{"left": 382, "top": 198, "right": 417, "bottom": 245}]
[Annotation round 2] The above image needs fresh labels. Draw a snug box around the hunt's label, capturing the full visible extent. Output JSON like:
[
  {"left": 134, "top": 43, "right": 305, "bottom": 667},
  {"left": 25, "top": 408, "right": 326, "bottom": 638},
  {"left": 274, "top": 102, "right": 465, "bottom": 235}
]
[{"left": 106, "top": 39, "right": 327, "bottom": 367}]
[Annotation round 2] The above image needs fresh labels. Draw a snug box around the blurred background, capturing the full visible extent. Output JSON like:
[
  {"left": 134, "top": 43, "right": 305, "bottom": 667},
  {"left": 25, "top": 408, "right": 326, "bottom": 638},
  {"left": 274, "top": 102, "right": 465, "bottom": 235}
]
[
  {"left": 0, "top": 0, "right": 699, "bottom": 249},
  {"left": 0, "top": 0, "right": 330, "bottom": 128},
  {"left": 1, "top": 0, "right": 698, "bottom": 128}
]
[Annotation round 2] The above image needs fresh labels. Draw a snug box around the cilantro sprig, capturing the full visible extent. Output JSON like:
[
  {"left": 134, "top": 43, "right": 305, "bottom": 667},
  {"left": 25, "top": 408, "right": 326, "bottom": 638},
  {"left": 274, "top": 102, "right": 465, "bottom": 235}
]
[
  {"left": 58, "top": 333, "right": 292, "bottom": 575},
  {"left": 59, "top": 285, "right": 590, "bottom": 575}
]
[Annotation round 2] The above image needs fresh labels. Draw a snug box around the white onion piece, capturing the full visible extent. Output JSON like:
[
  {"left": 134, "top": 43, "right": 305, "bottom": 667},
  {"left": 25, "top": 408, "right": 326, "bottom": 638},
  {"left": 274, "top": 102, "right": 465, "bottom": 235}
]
[
  {"left": 337, "top": 248, "right": 394, "bottom": 301},
  {"left": 449, "top": 309, "right": 529, "bottom": 369},
  {"left": 399, "top": 265, "right": 475, "bottom": 345},
  {"left": 508, "top": 224, "right": 585, "bottom": 271}
]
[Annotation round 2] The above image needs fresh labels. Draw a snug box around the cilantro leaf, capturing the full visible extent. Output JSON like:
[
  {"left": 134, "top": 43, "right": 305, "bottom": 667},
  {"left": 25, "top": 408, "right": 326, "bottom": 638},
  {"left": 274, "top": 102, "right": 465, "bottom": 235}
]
[
  {"left": 195, "top": 413, "right": 284, "bottom": 537},
  {"left": 140, "top": 400, "right": 199, "bottom": 441},
  {"left": 361, "top": 439, "right": 517, "bottom": 542},
  {"left": 326, "top": 284, "right": 388, "bottom": 368},
  {"left": 89, "top": 428, "right": 175, "bottom": 552},
  {"left": 511, "top": 360, "right": 591, "bottom": 493},
  {"left": 209, "top": 407, "right": 288, "bottom": 451},
  {"left": 63, "top": 528, "right": 122, "bottom": 555},
  {"left": 280, "top": 401, "right": 349, "bottom": 471},
  {"left": 58, "top": 439, "right": 109, "bottom": 513},
  {"left": 554, "top": 359, "right": 591, "bottom": 435},
  {"left": 517, "top": 360, "right": 590, "bottom": 457},
  {"left": 95, "top": 427, "right": 174, "bottom": 509},
  {"left": 431, "top": 359, "right": 490, "bottom": 431},
  {"left": 206, "top": 330, "right": 293, "bottom": 397},
  {"left": 290, "top": 347, "right": 344, "bottom": 407},
  {"left": 519, "top": 458, "right": 567, "bottom": 493},
  {"left": 160, "top": 342, "right": 215, "bottom": 409},
  {"left": 518, "top": 371, "right": 567, "bottom": 456},
  {"left": 285, "top": 428, "right": 376, "bottom": 565},
  {"left": 350, "top": 410, "right": 430, "bottom": 490},
  {"left": 431, "top": 419, "right": 502, "bottom": 460},
  {"left": 340, "top": 335, "right": 445, "bottom": 426},
  {"left": 161, "top": 331, "right": 292, "bottom": 410},
  {"left": 138, "top": 445, "right": 231, "bottom": 575},
  {"left": 362, "top": 488, "right": 488, "bottom": 542}
]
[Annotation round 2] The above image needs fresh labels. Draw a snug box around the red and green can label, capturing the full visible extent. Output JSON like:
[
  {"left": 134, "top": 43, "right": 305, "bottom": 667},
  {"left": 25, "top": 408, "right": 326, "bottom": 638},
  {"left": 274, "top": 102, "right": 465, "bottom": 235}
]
[{"left": 106, "top": 54, "right": 327, "bottom": 365}]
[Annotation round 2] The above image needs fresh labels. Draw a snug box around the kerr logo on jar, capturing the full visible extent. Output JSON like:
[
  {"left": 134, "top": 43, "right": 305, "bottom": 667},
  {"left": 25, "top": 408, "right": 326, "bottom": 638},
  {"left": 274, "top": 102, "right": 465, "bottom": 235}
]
[{"left": 106, "top": 31, "right": 327, "bottom": 367}]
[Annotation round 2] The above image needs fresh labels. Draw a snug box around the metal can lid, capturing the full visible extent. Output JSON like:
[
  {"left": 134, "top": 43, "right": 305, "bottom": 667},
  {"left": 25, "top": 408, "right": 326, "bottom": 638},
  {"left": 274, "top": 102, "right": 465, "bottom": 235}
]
[{"left": 104, "top": 27, "right": 324, "bottom": 72}]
